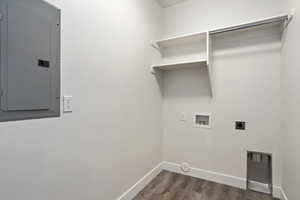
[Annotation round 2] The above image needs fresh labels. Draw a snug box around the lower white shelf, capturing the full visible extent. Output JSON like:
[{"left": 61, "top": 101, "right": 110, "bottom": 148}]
[{"left": 151, "top": 59, "right": 207, "bottom": 72}]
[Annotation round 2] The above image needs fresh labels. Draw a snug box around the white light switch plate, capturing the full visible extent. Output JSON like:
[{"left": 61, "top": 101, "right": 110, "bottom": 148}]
[{"left": 63, "top": 96, "right": 72, "bottom": 113}]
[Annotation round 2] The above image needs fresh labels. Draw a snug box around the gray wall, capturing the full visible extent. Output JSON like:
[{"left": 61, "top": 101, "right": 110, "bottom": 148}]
[
  {"left": 0, "top": 0, "right": 163, "bottom": 199},
  {"left": 162, "top": 0, "right": 284, "bottom": 187},
  {"left": 281, "top": 1, "right": 300, "bottom": 200}
]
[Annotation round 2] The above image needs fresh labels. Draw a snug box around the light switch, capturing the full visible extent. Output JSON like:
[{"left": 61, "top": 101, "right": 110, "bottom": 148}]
[{"left": 63, "top": 96, "right": 72, "bottom": 113}]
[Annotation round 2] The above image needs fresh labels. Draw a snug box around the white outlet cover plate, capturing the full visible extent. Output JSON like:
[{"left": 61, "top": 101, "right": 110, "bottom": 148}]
[{"left": 180, "top": 112, "right": 186, "bottom": 122}]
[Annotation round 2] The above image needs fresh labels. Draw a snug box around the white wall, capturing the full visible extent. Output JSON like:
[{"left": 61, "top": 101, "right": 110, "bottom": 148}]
[
  {"left": 0, "top": 0, "right": 163, "bottom": 200},
  {"left": 1, "top": 1, "right": 298, "bottom": 199},
  {"left": 162, "top": 0, "right": 284, "bottom": 186},
  {"left": 162, "top": 0, "right": 283, "bottom": 38},
  {"left": 281, "top": 1, "right": 300, "bottom": 200}
]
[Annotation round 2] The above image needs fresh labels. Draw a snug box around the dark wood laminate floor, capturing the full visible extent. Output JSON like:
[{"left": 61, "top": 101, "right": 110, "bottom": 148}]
[{"left": 133, "top": 171, "right": 278, "bottom": 200}]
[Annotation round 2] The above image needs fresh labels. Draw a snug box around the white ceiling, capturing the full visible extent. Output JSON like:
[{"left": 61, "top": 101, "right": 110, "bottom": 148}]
[{"left": 156, "top": 0, "right": 190, "bottom": 8}]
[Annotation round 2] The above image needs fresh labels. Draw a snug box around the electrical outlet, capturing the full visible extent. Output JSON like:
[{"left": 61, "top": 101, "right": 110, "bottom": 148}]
[{"left": 235, "top": 121, "right": 246, "bottom": 130}]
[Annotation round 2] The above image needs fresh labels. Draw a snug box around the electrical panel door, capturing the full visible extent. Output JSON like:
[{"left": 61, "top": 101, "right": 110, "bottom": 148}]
[{"left": 5, "top": 1, "right": 52, "bottom": 110}]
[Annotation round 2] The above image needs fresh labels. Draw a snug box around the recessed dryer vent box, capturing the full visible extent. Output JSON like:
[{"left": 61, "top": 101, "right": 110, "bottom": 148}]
[
  {"left": 194, "top": 113, "right": 211, "bottom": 128},
  {"left": 247, "top": 151, "right": 273, "bottom": 195}
]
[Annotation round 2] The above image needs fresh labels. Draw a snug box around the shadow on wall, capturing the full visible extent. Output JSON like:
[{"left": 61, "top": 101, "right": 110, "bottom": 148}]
[{"left": 162, "top": 65, "right": 211, "bottom": 98}]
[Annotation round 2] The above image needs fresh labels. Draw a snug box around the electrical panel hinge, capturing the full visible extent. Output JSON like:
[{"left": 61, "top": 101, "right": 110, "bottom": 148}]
[
  {"left": 0, "top": 12, "right": 3, "bottom": 21},
  {"left": 0, "top": 90, "right": 4, "bottom": 97}
]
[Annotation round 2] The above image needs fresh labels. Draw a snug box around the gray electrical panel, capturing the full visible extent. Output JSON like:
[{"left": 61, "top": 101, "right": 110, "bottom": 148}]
[{"left": 0, "top": 0, "right": 60, "bottom": 121}]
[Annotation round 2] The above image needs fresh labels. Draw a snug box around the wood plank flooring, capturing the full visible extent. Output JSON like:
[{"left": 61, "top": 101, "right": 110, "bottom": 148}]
[{"left": 133, "top": 171, "right": 278, "bottom": 200}]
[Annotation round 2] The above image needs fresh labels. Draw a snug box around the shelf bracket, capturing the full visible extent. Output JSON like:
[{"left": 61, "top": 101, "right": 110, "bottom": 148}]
[
  {"left": 150, "top": 42, "right": 162, "bottom": 53},
  {"left": 150, "top": 66, "right": 156, "bottom": 74},
  {"left": 150, "top": 42, "right": 162, "bottom": 74},
  {"left": 284, "top": 9, "right": 294, "bottom": 29}
]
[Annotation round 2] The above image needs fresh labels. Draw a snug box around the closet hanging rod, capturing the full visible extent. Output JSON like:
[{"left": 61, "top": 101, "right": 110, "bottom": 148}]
[{"left": 210, "top": 14, "right": 292, "bottom": 35}]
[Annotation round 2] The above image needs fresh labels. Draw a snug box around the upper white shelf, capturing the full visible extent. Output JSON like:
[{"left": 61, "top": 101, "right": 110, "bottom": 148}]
[
  {"left": 210, "top": 13, "right": 291, "bottom": 35},
  {"left": 156, "top": 32, "right": 207, "bottom": 49}
]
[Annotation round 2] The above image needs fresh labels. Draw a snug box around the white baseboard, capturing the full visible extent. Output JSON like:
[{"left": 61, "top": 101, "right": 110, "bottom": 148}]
[
  {"left": 160, "top": 161, "right": 282, "bottom": 199},
  {"left": 117, "top": 161, "right": 285, "bottom": 200},
  {"left": 160, "top": 161, "right": 246, "bottom": 189},
  {"left": 280, "top": 187, "right": 288, "bottom": 200},
  {"left": 116, "top": 163, "right": 162, "bottom": 200}
]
